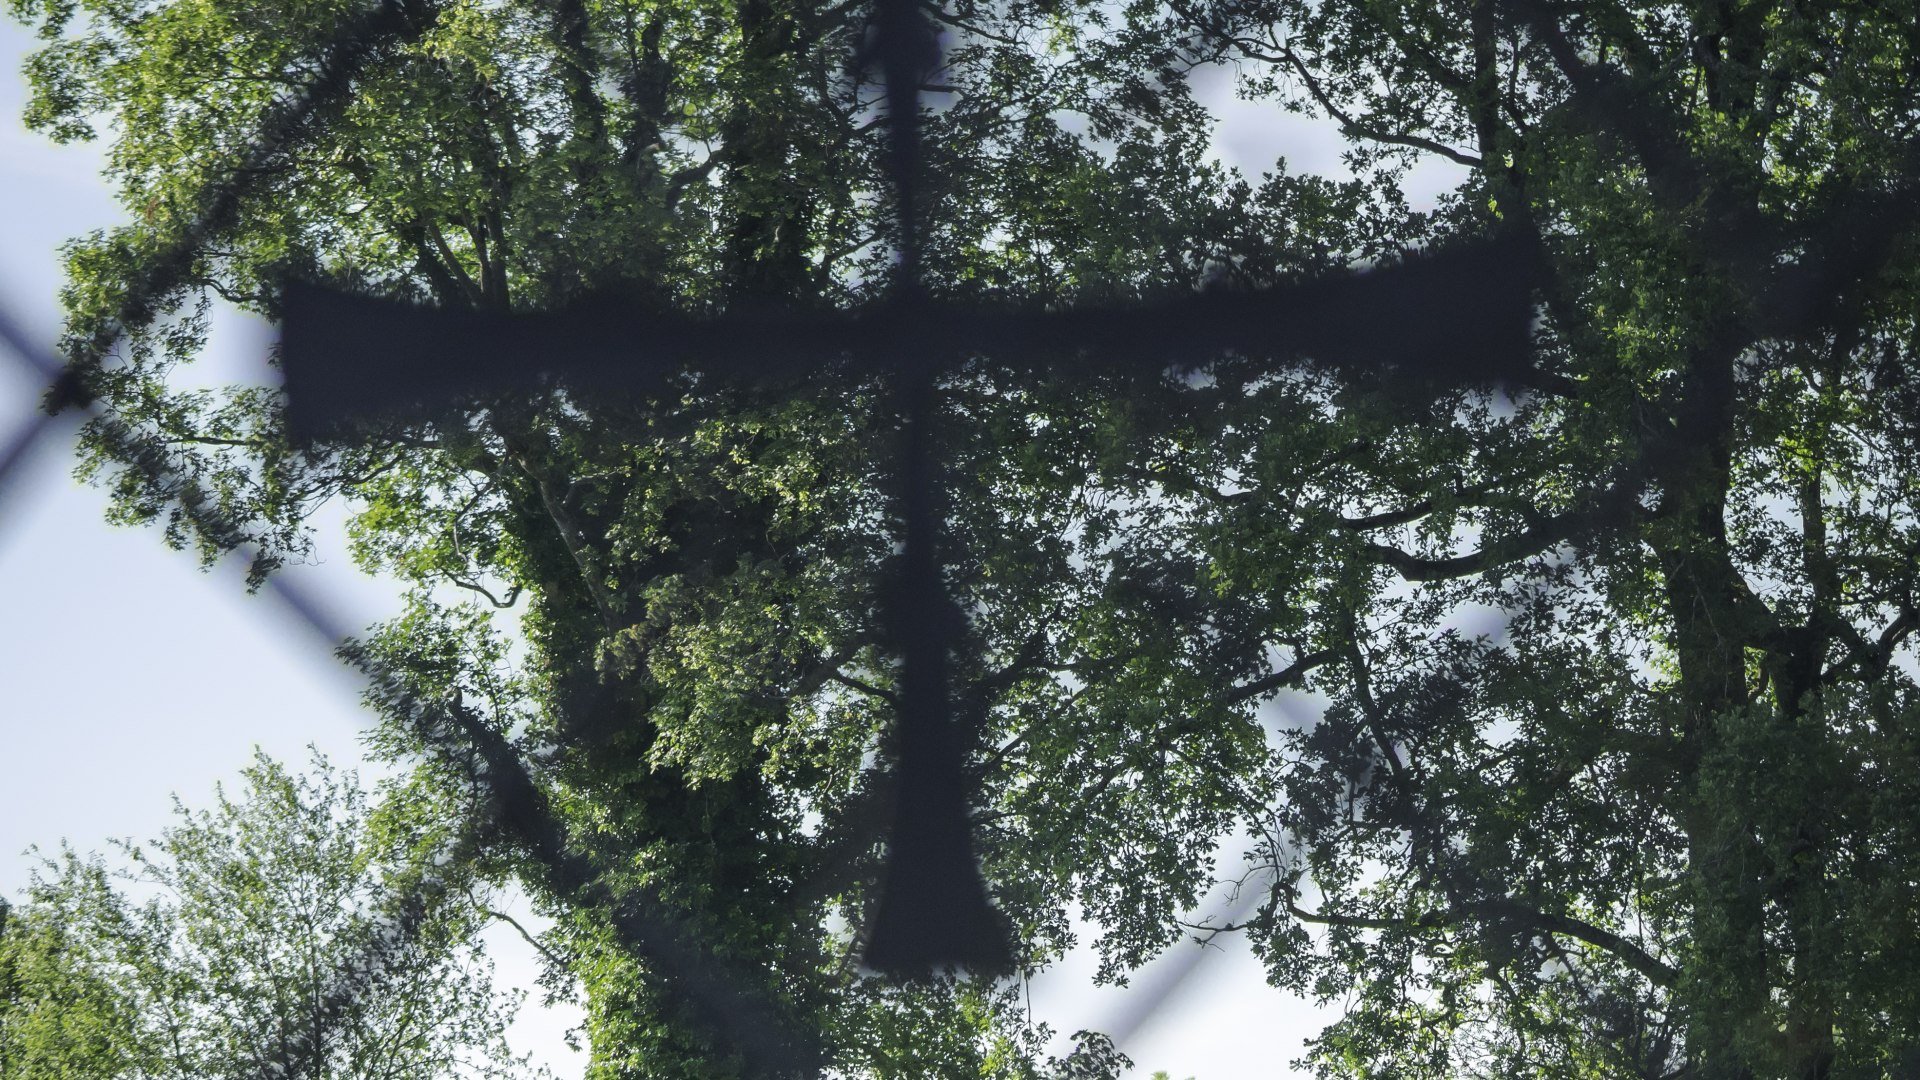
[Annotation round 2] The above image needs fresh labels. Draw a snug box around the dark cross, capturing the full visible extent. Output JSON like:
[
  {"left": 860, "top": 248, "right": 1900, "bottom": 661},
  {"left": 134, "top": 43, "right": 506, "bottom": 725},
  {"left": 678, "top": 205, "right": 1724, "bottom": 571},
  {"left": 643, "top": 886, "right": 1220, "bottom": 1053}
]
[
  {"left": 5, "top": 1, "right": 1910, "bottom": 1075},
  {"left": 278, "top": 0, "right": 1545, "bottom": 980}
]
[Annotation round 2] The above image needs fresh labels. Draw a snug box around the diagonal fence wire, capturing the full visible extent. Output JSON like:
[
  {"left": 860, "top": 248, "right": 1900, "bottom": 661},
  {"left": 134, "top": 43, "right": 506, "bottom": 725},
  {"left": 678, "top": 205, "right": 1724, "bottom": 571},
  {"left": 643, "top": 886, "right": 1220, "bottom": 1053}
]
[
  {"left": 0, "top": 313, "right": 826, "bottom": 1078},
  {"left": 0, "top": 0, "right": 837, "bottom": 1071},
  {"left": 8, "top": 0, "right": 1920, "bottom": 1075},
  {"left": 0, "top": 5, "right": 1692, "bottom": 1075},
  {"left": 0, "top": 307, "right": 88, "bottom": 519},
  {"left": 10, "top": 286, "right": 1362, "bottom": 1077},
  {"left": 1, "top": 0, "right": 1036, "bottom": 1069},
  {"left": 0, "top": 33, "right": 1313, "bottom": 1070}
]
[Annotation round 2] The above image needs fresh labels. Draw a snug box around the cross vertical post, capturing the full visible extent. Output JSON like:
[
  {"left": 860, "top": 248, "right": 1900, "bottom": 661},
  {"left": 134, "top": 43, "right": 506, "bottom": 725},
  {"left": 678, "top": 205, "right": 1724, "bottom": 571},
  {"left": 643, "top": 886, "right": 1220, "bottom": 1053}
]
[{"left": 856, "top": 0, "right": 1015, "bottom": 976}]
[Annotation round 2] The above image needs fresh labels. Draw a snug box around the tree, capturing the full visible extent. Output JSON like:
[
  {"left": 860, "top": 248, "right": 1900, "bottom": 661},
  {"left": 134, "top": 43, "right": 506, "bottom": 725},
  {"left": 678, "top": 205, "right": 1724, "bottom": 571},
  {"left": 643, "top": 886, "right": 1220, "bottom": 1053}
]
[
  {"left": 9, "top": 0, "right": 1920, "bottom": 1075},
  {"left": 1087, "top": 3, "right": 1920, "bottom": 1075},
  {"left": 7, "top": 0, "right": 1242, "bottom": 1072},
  {"left": 0, "top": 750, "right": 534, "bottom": 1078}
]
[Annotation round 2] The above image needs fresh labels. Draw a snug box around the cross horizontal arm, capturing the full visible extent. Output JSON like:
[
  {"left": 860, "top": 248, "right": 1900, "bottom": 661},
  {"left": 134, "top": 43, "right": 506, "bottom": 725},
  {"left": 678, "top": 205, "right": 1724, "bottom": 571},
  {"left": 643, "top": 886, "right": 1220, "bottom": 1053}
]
[{"left": 280, "top": 232, "right": 1545, "bottom": 440}]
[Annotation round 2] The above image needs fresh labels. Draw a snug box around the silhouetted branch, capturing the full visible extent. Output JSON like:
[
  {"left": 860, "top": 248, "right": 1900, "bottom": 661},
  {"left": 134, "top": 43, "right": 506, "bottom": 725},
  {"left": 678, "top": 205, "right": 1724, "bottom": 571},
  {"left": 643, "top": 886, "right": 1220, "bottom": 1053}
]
[
  {"left": 1362, "top": 477, "right": 1639, "bottom": 582},
  {"left": 1224, "top": 648, "right": 1340, "bottom": 703}
]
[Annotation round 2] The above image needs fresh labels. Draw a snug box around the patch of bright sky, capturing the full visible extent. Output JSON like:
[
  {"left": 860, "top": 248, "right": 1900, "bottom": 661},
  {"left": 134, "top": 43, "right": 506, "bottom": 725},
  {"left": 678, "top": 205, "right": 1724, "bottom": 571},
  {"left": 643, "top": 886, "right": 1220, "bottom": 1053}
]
[
  {"left": 0, "top": 25, "right": 586, "bottom": 1076},
  {"left": 0, "top": 17, "right": 1482, "bottom": 1078}
]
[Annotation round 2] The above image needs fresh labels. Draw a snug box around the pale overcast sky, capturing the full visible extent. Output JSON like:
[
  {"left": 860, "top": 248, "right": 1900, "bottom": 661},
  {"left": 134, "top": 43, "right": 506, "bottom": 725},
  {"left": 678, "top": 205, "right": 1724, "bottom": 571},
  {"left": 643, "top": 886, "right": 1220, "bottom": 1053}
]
[{"left": 0, "top": 18, "right": 1471, "bottom": 1077}]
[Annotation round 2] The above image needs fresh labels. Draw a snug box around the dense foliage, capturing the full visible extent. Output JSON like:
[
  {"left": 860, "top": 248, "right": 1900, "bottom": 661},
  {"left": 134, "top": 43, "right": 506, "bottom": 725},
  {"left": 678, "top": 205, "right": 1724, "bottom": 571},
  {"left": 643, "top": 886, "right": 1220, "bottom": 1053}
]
[
  {"left": 0, "top": 751, "right": 530, "bottom": 1078},
  {"left": 9, "top": 0, "right": 1920, "bottom": 1075}
]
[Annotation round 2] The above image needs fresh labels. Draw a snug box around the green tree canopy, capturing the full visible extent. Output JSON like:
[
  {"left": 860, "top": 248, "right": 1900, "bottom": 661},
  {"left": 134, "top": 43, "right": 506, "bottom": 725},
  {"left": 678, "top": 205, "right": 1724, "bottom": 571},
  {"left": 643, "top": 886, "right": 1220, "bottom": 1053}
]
[
  {"left": 0, "top": 750, "right": 533, "bottom": 1078},
  {"left": 9, "top": 0, "right": 1920, "bottom": 1076}
]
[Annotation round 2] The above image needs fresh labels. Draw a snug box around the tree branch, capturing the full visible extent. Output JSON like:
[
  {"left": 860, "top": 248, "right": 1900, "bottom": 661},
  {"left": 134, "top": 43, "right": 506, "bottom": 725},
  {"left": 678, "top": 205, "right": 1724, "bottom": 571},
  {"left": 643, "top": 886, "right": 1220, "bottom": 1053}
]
[
  {"left": 1279, "top": 895, "right": 1677, "bottom": 990},
  {"left": 1224, "top": 647, "right": 1340, "bottom": 703},
  {"left": 1362, "top": 477, "right": 1639, "bottom": 581},
  {"left": 790, "top": 638, "right": 871, "bottom": 700},
  {"left": 444, "top": 572, "right": 523, "bottom": 609},
  {"left": 1266, "top": 44, "right": 1484, "bottom": 167},
  {"left": 1474, "top": 898, "right": 1679, "bottom": 989},
  {"left": 664, "top": 156, "right": 720, "bottom": 212},
  {"left": 469, "top": 886, "right": 569, "bottom": 973},
  {"left": 829, "top": 669, "right": 897, "bottom": 705},
  {"left": 422, "top": 221, "right": 484, "bottom": 305},
  {"left": 505, "top": 442, "right": 622, "bottom": 629},
  {"left": 1337, "top": 483, "right": 1503, "bottom": 531}
]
